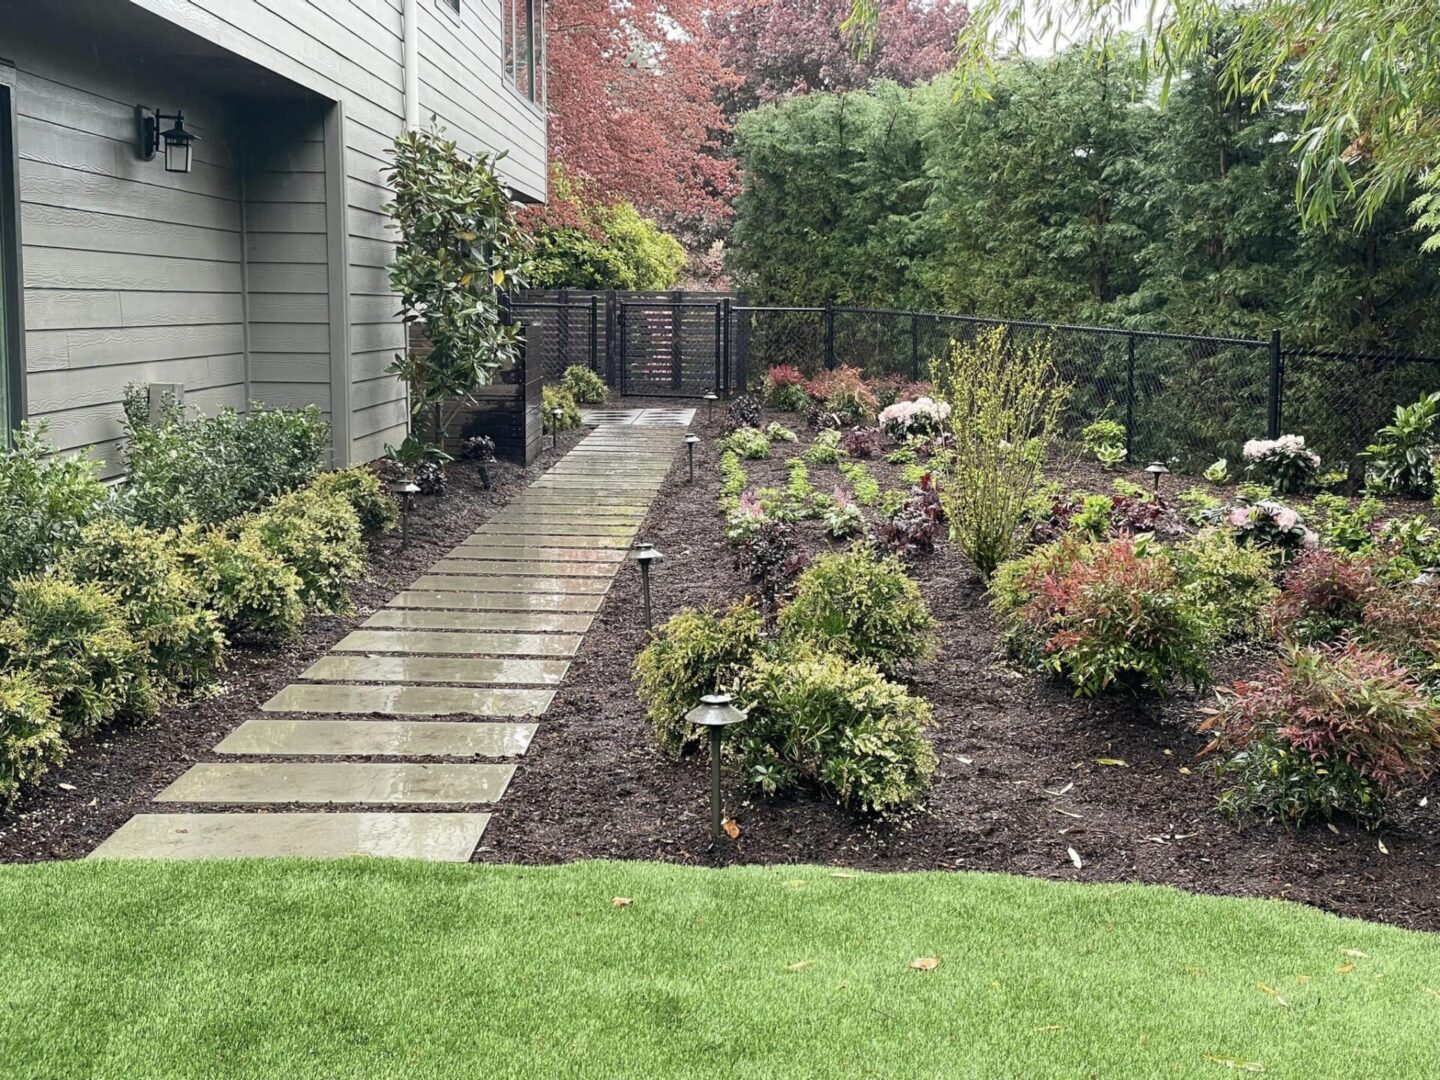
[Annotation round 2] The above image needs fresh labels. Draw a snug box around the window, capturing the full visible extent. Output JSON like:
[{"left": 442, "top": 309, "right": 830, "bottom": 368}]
[{"left": 503, "top": 0, "right": 545, "bottom": 106}]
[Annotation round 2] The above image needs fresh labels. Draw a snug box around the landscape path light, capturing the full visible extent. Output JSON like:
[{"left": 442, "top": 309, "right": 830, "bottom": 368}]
[
  {"left": 704, "top": 392, "right": 718, "bottom": 422},
  {"left": 685, "top": 693, "right": 749, "bottom": 843},
  {"left": 684, "top": 432, "right": 700, "bottom": 482},
  {"left": 1145, "top": 461, "right": 1170, "bottom": 494},
  {"left": 390, "top": 479, "right": 420, "bottom": 548},
  {"left": 627, "top": 543, "right": 664, "bottom": 628},
  {"left": 551, "top": 406, "right": 564, "bottom": 448}
]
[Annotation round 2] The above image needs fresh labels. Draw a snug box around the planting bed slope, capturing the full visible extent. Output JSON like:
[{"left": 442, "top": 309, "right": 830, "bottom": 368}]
[
  {"left": 1, "top": 859, "right": 1436, "bottom": 1079},
  {"left": 480, "top": 405, "right": 1440, "bottom": 931}
]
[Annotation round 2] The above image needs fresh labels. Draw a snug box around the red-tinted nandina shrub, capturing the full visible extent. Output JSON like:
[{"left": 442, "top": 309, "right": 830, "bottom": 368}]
[
  {"left": 763, "top": 365, "right": 810, "bottom": 412},
  {"left": 1199, "top": 643, "right": 1440, "bottom": 827},
  {"left": 803, "top": 366, "right": 876, "bottom": 424},
  {"left": 1269, "top": 550, "right": 1381, "bottom": 644},
  {"left": 990, "top": 535, "right": 1210, "bottom": 696},
  {"left": 1360, "top": 587, "right": 1440, "bottom": 681}
]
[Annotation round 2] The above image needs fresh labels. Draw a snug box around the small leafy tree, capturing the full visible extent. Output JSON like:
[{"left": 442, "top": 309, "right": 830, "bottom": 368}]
[
  {"left": 932, "top": 327, "right": 1069, "bottom": 580},
  {"left": 386, "top": 125, "right": 531, "bottom": 450}
]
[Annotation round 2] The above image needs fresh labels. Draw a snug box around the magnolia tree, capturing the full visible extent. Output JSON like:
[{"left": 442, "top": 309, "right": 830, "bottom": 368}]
[{"left": 385, "top": 127, "right": 530, "bottom": 460}]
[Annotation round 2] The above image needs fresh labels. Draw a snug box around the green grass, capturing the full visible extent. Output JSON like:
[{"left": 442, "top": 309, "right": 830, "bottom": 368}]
[{"left": 2, "top": 860, "right": 1437, "bottom": 1078}]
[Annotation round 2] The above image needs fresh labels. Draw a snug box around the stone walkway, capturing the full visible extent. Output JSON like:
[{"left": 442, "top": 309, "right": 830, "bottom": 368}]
[{"left": 90, "top": 411, "right": 691, "bottom": 861}]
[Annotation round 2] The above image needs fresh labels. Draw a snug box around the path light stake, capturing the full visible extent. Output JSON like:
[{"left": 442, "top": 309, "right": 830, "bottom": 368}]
[
  {"left": 684, "top": 432, "right": 700, "bottom": 482},
  {"left": 1145, "top": 461, "right": 1170, "bottom": 494},
  {"left": 704, "top": 392, "right": 718, "bottom": 423},
  {"left": 390, "top": 479, "right": 420, "bottom": 548},
  {"left": 626, "top": 543, "right": 664, "bottom": 628},
  {"left": 551, "top": 406, "right": 564, "bottom": 448},
  {"left": 685, "top": 693, "right": 749, "bottom": 843}
]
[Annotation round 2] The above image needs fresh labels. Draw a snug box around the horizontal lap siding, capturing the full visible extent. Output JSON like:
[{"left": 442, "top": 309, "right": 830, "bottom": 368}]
[{"left": 10, "top": 43, "right": 245, "bottom": 474}]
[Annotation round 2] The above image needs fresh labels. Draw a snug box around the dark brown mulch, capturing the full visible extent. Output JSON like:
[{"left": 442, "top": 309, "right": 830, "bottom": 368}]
[
  {"left": 0, "top": 426, "right": 593, "bottom": 864},
  {"left": 478, "top": 406, "right": 1440, "bottom": 932}
]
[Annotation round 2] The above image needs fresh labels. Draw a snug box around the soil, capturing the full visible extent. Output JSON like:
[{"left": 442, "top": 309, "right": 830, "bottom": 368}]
[
  {"left": 0, "top": 424, "right": 593, "bottom": 863},
  {"left": 477, "top": 403, "right": 1440, "bottom": 933},
  {"left": 9, "top": 397, "right": 1440, "bottom": 935}
]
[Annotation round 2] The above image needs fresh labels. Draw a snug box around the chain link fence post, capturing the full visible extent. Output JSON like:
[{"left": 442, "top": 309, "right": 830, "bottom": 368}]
[{"left": 1267, "top": 328, "right": 1283, "bottom": 438}]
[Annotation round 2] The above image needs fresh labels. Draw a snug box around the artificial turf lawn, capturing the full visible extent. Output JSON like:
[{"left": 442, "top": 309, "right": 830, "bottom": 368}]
[{"left": 1, "top": 861, "right": 1436, "bottom": 1078}]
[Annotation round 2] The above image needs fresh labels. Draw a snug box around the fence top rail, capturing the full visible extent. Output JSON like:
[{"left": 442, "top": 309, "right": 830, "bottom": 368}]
[
  {"left": 833, "top": 305, "right": 1269, "bottom": 348},
  {"left": 618, "top": 300, "right": 726, "bottom": 311},
  {"left": 731, "top": 304, "right": 826, "bottom": 314},
  {"left": 1281, "top": 346, "right": 1440, "bottom": 366}
]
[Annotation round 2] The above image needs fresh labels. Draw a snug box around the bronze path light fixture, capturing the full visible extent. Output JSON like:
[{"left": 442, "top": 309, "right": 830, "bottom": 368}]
[
  {"left": 704, "top": 392, "right": 718, "bottom": 423},
  {"left": 390, "top": 479, "right": 420, "bottom": 547},
  {"left": 137, "top": 107, "right": 198, "bottom": 173},
  {"left": 627, "top": 542, "right": 664, "bottom": 628},
  {"left": 551, "top": 406, "right": 564, "bottom": 448},
  {"left": 684, "top": 432, "right": 699, "bottom": 482},
  {"left": 685, "top": 693, "right": 749, "bottom": 843},
  {"left": 1145, "top": 461, "right": 1170, "bottom": 494}
]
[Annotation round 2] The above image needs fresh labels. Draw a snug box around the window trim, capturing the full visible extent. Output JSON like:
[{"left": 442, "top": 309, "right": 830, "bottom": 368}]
[
  {"left": 502, "top": 0, "right": 545, "bottom": 108},
  {"left": 0, "top": 76, "right": 26, "bottom": 434}
]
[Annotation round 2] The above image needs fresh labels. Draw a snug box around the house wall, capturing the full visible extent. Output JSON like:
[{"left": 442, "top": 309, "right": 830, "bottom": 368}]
[
  {"left": 4, "top": 38, "right": 247, "bottom": 475},
  {"left": 124, "top": 0, "right": 549, "bottom": 465}
]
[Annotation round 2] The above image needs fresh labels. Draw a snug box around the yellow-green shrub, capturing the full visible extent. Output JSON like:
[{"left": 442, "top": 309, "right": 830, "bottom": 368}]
[
  {"left": 178, "top": 525, "right": 305, "bottom": 644},
  {"left": 0, "top": 575, "right": 154, "bottom": 738},
  {"left": 64, "top": 521, "right": 225, "bottom": 694},
  {"left": 0, "top": 671, "right": 63, "bottom": 808},
  {"left": 308, "top": 468, "right": 399, "bottom": 535},
  {"left": 543, "top": 385, "right": 582, "bottom": 432},
  {"left": 239, "top": 489, "right": 366, "bottom": 615}
]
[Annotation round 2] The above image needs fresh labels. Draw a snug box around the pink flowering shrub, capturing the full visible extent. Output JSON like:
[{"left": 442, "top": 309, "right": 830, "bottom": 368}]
[
  {"left": 1228, "top": 499, "right": 1316, "bottom": 559},
  {"left": 1242, "top": 434, "right": 1321, "bottom": 493},
  {"left": 878, "top": 396, "right": 951, "bottom": 439}
]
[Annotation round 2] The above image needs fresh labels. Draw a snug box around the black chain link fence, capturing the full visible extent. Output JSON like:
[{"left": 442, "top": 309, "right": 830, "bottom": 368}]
[{"left": 513, "top": 290, "right": 1440, "bottom": 471}]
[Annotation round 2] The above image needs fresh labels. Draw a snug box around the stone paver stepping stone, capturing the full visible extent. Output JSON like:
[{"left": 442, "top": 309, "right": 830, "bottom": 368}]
[
  {"left": 412, "top": 574, "right": 612, "bottom": 595},
  {"left": 463, "top": 534, "right": 634, "bottom": 550},
  {"left": 300, "top": 654, "right": 571, "bottom": 686},
  {"left": 217, "top": 719, "right": 537, "bottom": 757},
  {"left": 364, "top": 609, "right": 593, "bottom": 633},
  {"left": 89, "top": 812, "right": 491, "bottom": 861},
  {"left": 477, "top": 523, "right": 637, "bottom": 537},
  {"left": 387, "top": 590, "right": 605, "bottom": 613},
  {"left": 154, "top": 762, "right": 516, "bottom": 803},
  {"left": 491, "top": 509, "right": 647, "bottom": 520},
  {"left": 335, "top": 628, "right": 582, "bottom": 656},
  {"left": 450, "top": 543, "right": 624, "bottom": 562},
  {"left": 432, "top": 558, "right": 617, "bottom": 578},
  {"left": 262, "top": 683, "right": 554, "bottom": 716}
]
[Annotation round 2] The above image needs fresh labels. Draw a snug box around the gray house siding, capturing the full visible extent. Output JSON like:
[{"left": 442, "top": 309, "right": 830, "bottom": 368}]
[{"left": 1, "top": 0, "right": 546, "bottom": 471}]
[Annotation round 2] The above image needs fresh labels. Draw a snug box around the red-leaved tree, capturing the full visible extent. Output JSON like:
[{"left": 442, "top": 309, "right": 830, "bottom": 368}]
[
  {"left": 717, "top": 0, "right": 967, "bottom": 114},
  {"left": 546, "top": 0, "right": 740, "bottom": 230}
]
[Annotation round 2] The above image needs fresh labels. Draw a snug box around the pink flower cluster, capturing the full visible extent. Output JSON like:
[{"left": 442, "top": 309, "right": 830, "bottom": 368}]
[{"left": 1242, "top": 434, "right": 1321, "bottom": 469}]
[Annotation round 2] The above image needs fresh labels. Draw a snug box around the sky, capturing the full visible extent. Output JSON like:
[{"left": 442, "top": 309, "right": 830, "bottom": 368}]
[{"left": 1013, "top": 1, "right": 1165, "bottom": 56}]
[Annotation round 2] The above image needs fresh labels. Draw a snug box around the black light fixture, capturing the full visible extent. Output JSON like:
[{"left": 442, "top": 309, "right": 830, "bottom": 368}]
[
  {"left": 704, "top": 392, "right": 718, "bottom": 422},
  {"left": 137, "top": 107, "right": 199, "bottom": 173},
  {"left": 684, "top": 432, "right": 700, "bottom": 482},
  {"left": 551, "top": 406, "right": 564, "bottom": 448},
  {"left": 685, "top": 693, "right": 749, "bottom": 843},
  {"left": 627, "top": 542, "right": 664, "bottom": 628},
  {"left": 390, "top": 479, "right": 420, "bottom": 547},
  {"left": 1145, "top": 461, "right": 1170, "bottom": 494}
]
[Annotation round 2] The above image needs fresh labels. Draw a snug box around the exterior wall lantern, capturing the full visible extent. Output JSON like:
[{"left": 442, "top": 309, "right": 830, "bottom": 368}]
[{"left": 137, "top": 107, "right": 199, "bottom": 173}]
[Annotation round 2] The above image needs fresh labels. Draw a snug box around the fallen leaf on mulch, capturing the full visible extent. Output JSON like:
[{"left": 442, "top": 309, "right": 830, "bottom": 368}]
[
  {"left": 1094, "top": 758, "right": 1128, "bottom": 767},
  {"left": 611, "top": 897, "right": 634, "bottom": 908},
  {"left": 1067, "top": 847, "right": 1084, "bottom": 869},
  {"left": 722, "top": 818, "right": 740, "bottom": 839},
  {"left": 1378, "top": 839, "right": 1390, "bottom": 855},
  {"left": 909, "top": 957, "right": 941, "bottom": 971},
  {"left": 786, "top": 960, "right": 816, "bottom": 972}
]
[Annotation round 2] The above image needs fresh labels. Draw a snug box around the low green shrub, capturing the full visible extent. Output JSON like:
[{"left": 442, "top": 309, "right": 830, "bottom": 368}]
[
  {"left": 822, "top": 489, "right": 865, "bottom": 539},
  {"left": 0, "top": 574, "right": 154, "bottom": 738},
  {"left": 308, "top": 468, "right": 400, "bottom": 535},
  {"left": 763, "top": 421, "right": 798, "bottom": 443},
  {"left": 778, "top": 548, "right": 935, "bottom": 675},
  {"left": 763, "top": 366, "right": 810, "bottom": 412},
  {"left": 991, "top": 535, "right": 1210, "bottom": 696},
  {"left": 741, "top": 649, "right": 936, "bottom": 813},
  {"left": 1168, "top": 529, "right": 1278, "bottom": 641},
  {"left": 721, "top": 426, "right": 772, "bottom": 460},
  {"left": 1362, "top": 392, "right": 1440, "bottom": 496},
  {"left": 717, "top": 450, "right": 747, "bottom": 513},
  {"left": 1311, "top": 493, "right": 1383, "bottom": 553},
  {"left": 839, "top": 461, "right": 881, "bottom": 506},
  {"left": 1177, "top": 487, "right": 1222, "bottom": 525},
  {"left": 633, "top": 599, "right": 764, "bottom": 757},
  {"left": 122, "top": 389, "right": 329, "bottom": 529},
  {"left": 64, "top": 522, "right": 225, "bottom": 694},
  {"left": 1201, "top": 643, "right": 1440, "bottom": 828},
  {"left": 178, "top": 525, "right": 305, "bottom": 644},
  {"left": 0, "top": 671, "right": 63, "bottom": 809},
  {"left": 240, "top": 488, "right": 366, "bottom": 614},
  {"left": 1081, "top": 419, "right": 1125, "bottom": 464},
  {"left": 0, "top": 423, "right": 111, "bottom": 606},
  {"left": 542, "top": 384, "right": 582, "bottom": 433},
  {"left": 561, "top": 365, "right": 608, "bottom": 404},
  {"left": 802, "top": 429, "right": 843, "bottom": 466}
]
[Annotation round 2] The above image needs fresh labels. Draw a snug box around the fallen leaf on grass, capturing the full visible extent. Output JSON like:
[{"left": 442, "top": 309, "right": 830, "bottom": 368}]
[
  {"left": 1095, "top": 758, "right": 1128, "bottom": 767},
  {"left": 1255, "top": 983, "right": 1289, "bottom": 1008},
  {"left": 1424, "top": 988, "right": 1440, "bottom": 1000},
  {"left": 829, "top": 872, "right": 856, "bottom": 879},
  {"left": 1067, "top": 847, "right": 1084, "bottom": 870},
  {"left": 1341, "top": 949, "right": 1369, "bottom": 959},
  {"left": 1033, "top": 1025, "right": 1063, "bottom": 1033},
  {"left": 909, "top": 957, "right": 941, "bottom": 971},
  {"left": 1337, "top": 964, "right": 1355, "bottom": 975},
  {"left": 1204, "top": 1056, "right": 1265, "bottom": 1073},
  {"left": 786, "top": 960, "right": 816, "bottom": 972},
  {"left": 611, "top": 897, "right": 634, "bottom": 908},
  {"left": 722, "top": 818, "right": 740, "bottom": 840},
  {"left": 1184, "top": 966, "right": 1205, "bottom": 977}
]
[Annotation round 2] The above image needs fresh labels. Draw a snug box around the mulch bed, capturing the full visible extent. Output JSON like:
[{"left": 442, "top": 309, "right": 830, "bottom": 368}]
[
  {"left": 0, "top": 426, "right": 593, "bottom": 863},
  {"left": 478, "top": 404, "right": 1440, "bottom": 932}
]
